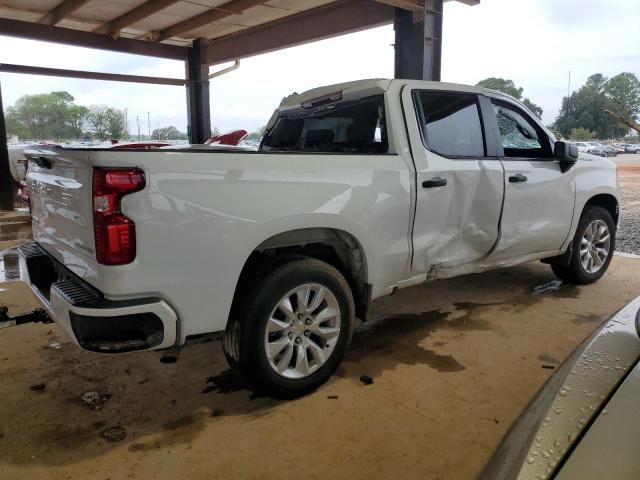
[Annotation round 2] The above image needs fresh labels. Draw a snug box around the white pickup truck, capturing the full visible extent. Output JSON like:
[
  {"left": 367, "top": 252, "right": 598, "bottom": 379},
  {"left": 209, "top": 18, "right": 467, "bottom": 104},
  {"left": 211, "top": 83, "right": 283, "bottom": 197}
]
[{"left": 17, "top": 79, "right": 619, "bottom": 398}]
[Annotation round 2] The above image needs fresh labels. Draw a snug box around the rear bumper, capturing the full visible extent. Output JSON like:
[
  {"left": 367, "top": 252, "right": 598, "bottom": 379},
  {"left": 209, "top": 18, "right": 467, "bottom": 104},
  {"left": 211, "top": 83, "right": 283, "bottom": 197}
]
[{"left": 17, "top": 242, "right": 177, "bottom": 353}]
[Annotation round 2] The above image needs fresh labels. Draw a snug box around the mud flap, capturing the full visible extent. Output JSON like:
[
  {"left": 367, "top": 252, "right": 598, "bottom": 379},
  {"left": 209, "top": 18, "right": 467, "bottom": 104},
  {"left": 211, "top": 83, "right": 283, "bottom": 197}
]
[{"left": 541, "top": 243, "right": 573, "bottom": 267}]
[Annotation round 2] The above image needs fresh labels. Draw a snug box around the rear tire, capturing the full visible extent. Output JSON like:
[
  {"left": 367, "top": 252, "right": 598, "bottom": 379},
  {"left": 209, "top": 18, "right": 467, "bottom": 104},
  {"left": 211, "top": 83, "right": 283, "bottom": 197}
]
[
  {"left": 223, "top": 257, "right": 355, "bottom": 399},
  {"left": 551, "top": 206, "right": 615, "bottom": 284}
]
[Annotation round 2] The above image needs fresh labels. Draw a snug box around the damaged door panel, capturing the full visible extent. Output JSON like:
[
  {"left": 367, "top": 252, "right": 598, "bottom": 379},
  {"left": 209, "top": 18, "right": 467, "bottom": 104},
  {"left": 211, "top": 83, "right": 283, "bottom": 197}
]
[
  {"left": 487, "top": 99, "right": 576, "bottom": 259},
  {"left": 402, "top": 86, "right": 504, "bottom": 274}
]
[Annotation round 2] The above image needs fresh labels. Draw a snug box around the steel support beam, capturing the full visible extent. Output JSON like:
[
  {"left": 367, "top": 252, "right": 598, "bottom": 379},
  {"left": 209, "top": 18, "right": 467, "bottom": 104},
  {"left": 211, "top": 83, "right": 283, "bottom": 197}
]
[
  {"left": 394, "top": 0, "right": 443, "bottom": 81},
  {"left": 203, "top": 0, "right": 394, "bottom": 66},
  {"left": 0, "top": 63, "right": 186, "bottom": 86},
  {"left": 0, "top": 18, "right": 187, "bottom": 60},
  {"left": 186, "top": 39, "right": 211, "bottom": 144},
  {"left": 0, "top": 83, "right": 13, "bottom": 211}
]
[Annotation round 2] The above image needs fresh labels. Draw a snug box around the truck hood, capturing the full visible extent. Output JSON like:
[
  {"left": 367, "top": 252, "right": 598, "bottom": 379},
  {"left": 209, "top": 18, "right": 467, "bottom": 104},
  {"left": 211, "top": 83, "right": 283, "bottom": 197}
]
[{"left": 577, "top": 151, "right": 617, "bottom": 169}]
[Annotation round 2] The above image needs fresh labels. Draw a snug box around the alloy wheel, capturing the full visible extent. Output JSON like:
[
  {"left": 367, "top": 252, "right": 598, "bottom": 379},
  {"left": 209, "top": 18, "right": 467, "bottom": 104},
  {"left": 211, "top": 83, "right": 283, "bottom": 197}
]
[
  {"left": 264, "top": 283, "right": 341, "bottom": 379},
  {"left": 580, "top": 219, "right": 611, "bottom": 274}
]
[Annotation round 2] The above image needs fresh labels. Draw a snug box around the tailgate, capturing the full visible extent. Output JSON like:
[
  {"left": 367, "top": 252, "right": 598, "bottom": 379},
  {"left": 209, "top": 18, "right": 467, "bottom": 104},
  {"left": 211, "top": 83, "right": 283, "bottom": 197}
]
[{"left": 25, "top": 148, "right": 97, "bottom": 271}]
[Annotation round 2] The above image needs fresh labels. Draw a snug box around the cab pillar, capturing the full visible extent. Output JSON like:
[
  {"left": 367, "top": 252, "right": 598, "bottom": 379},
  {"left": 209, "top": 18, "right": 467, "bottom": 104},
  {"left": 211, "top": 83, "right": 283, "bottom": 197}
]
[{"left": 394, "top": 0, "right": 443, "bottom": 81}]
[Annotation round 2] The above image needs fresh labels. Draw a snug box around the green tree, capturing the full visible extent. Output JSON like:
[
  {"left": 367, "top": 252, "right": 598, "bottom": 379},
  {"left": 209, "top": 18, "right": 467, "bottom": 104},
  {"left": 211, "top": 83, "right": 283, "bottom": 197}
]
[
  {"left": 4, "top": 91, "right": 89, "bottom": 140},
  {"left": 46, "top": 91, "right": 75, "bottom": 139},
  {"left": 9, "top": 93, "right": 51, "bottom": 139},
  {"left": 152, "top": 125, "right": 186, "bottom": 140},
  {"left": 4, "top": 107, "right": 30, "bottom": 138},
  {"left": 105, "top": 108, "right": 127, "bottom": 139},
  {"left": 570, "top": 127, "right": 596, "bottom": 141},
  {"left": 553, "top": 73, "right": 640, "bottom": 139},
  {"left": 66, "top": 105, "right": 89, "bottom": 139},
  {"left": 87, "top": 105, "right": 110, "bottom": 139},
  {"left": 476, "top": 77, "right": 543, "bottom": 119},
  {"left": 603, "top": 72, "right": 640, "bottom": 137}
]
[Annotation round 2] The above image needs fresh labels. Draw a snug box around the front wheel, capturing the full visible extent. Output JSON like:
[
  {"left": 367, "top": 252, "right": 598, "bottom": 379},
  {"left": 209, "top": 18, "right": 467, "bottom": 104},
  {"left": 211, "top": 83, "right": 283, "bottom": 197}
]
[
  {"left": 223, "top": 257, "right": 355, "bottom": 399},
  {"left": 551, "top": 206, "right": 615, "bottom": 284}
]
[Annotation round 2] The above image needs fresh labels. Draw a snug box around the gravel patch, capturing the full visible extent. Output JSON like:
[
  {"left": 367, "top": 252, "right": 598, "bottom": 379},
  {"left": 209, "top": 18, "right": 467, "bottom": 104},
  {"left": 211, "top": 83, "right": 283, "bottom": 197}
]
[{"left": 614, "top": 155, "right": 640, "bottom": 255}]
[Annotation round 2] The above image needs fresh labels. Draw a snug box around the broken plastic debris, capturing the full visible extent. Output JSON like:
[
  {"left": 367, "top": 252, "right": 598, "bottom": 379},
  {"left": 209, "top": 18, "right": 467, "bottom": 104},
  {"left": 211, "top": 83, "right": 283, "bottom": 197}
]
[{"left": 359, "top": 375, "right": 374, "bottom": 385}]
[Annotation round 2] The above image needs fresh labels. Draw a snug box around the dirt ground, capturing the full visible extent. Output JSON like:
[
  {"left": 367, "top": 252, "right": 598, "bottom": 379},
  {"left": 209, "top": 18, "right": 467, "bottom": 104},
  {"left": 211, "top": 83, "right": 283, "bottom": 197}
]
[
  {"left": 1, "top": 160, "right": 639, "bottom": 480},
  {"left": 1, "top": 244, "right": 639, "bottom": 479}
]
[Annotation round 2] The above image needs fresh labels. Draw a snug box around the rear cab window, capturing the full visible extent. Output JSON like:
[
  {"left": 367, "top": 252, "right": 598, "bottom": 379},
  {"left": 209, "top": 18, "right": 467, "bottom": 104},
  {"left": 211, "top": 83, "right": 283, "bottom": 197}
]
[
  {"left": 261, "top": 95, "right": 388, "bottom": 154},
  {"left": 413, "top": 90, "right": 486, "bottom": 158}
]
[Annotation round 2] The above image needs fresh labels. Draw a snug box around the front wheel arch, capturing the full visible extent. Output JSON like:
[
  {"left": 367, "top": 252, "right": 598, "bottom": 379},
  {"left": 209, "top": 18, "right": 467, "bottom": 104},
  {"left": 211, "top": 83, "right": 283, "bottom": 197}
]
[{"left": 583, "top": 194, "right": 619, "bottom": 226}]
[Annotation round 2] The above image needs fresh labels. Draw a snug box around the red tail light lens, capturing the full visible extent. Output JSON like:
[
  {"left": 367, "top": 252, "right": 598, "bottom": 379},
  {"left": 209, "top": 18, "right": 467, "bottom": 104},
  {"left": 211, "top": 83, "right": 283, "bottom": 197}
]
[{"left": 92, "top": 168, "right": 145, "bottom": 265}]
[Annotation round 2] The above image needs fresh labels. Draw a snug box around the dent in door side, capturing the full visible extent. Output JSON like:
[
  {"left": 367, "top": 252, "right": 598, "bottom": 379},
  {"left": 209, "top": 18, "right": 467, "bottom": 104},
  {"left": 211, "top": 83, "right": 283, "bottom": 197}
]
[
  {"left": 412, "top": 159, "right": 505, "bottom": 272},
  {"left": 398, "top": 83, "right": 505, "bottom": 274}
]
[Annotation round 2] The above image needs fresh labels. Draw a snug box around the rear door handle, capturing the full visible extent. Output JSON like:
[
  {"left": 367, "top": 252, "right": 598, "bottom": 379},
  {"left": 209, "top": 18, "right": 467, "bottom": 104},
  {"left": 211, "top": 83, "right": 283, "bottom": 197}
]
[
  {"left": 422, "top": 177, "right": 447, "bottom": 188},
  {"left": 509, "top": 173, "right": 528, "bottom": 183}
]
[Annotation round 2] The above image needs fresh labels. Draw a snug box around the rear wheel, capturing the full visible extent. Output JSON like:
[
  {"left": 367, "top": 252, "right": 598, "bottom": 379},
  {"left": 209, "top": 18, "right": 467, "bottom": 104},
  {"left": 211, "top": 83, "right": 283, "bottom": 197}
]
[
  {"left": 223, "top": 257, "right": 354, "bottom": 398},
  {"left": 551, "top": 205, "right": 615, "bottom": 284}
]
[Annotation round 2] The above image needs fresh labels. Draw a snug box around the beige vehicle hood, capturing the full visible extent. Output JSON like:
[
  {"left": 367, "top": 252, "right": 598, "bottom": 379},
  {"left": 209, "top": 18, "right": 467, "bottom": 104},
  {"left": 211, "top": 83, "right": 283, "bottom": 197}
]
[{"left": 480, "top": 295, "right": 640, "bottom": 480}]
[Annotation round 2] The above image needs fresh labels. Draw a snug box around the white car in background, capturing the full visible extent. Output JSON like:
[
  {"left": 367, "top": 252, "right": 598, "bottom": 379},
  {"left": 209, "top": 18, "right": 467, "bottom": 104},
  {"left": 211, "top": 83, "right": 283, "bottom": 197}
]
[{"left": 572, "top": 142, "right": 591, "bottom": 153}]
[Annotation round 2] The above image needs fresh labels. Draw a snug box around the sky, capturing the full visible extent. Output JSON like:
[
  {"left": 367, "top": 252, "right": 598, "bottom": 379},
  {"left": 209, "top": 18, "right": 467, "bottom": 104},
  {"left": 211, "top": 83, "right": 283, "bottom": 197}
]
[{"left": 0, "top": 0, "right": 638, "bottom": 135}]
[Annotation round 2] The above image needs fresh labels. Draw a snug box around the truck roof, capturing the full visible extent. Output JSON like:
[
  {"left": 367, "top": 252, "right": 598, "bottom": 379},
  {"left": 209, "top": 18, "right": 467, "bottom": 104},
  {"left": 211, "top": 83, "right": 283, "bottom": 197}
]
[{"left": 277, "top": 78, "right": 517, "bottom": 110}]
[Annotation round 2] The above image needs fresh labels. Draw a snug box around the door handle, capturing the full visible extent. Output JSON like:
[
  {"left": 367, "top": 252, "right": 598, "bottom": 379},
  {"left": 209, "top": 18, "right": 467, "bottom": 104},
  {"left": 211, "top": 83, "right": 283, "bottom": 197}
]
[
  {"left": 509, "top": 173, "right": 528, "bottom": 183},
  {"left": 422, "top": 177, "right": 447, "bottom": 188}
]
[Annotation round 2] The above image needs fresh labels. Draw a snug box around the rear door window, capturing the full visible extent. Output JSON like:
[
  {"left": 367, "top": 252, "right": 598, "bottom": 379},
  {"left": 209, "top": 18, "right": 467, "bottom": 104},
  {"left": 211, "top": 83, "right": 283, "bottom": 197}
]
[
  {"left": 414, "top": 91, "right": 486, "bottom": 158},
  {"left": 261, "top": 96, "right": 388, "bottom": 154}
]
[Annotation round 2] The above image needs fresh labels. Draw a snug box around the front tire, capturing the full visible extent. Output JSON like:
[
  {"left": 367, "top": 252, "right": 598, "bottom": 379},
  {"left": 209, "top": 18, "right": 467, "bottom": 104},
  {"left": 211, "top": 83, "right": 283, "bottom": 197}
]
[
  {"left": 223, "top": 257, "right": 355, "bottom": 399},
  {"left": 551, "top": 205, "right": 615, "bottom": 284}
]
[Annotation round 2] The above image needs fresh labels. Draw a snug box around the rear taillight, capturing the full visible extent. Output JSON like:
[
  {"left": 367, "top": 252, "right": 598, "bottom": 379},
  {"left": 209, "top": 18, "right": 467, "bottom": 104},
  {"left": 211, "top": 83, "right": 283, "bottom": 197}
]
[{"left": 92, "top": 168, "right": 145, "bottom": 265}]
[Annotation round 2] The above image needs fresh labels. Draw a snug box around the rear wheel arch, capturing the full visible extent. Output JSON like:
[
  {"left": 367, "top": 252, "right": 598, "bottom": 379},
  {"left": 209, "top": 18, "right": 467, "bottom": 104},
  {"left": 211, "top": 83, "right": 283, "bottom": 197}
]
[{"left": 229, "top": 228, "right": 370, "bottom": 325}]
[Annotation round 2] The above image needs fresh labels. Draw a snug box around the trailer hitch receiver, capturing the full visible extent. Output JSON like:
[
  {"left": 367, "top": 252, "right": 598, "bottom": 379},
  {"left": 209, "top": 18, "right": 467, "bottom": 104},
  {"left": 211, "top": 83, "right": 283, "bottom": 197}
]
[{"left": 0, "top": 306, "right": 52, "bottom": 329}]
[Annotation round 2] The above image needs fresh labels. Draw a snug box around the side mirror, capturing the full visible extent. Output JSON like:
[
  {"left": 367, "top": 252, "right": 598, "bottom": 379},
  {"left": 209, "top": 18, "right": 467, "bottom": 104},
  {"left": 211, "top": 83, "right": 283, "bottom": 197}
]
[{"left": 554, "top": 141, "right": 578, "bottom": 172}]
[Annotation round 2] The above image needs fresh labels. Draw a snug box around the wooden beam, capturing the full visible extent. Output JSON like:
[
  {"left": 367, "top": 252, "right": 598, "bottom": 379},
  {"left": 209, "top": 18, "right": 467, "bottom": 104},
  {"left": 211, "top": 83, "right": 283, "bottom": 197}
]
[
  {"left": 39, "top": 0, "right": 92, "bottom": 26},
  {"left": 151, "top": 0, "right": 265, "bottom": 42},
  {"left": 0, "top": 4, "right": 102, "bottom": 28},
  {"left": 0, "top": 18, "right": 188, "bottom": 60},
  {"left": 203, "top": 0, "right": 394, "bottom": 65},
  {"left": 0, "top": 63, "right": 186, "bottom": 86},
  {"left": 375, "top": 0, "right": 424, "bottom": 12},
  {"left": 93, "top": 0, "right": 180, "bottom": 36}
]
